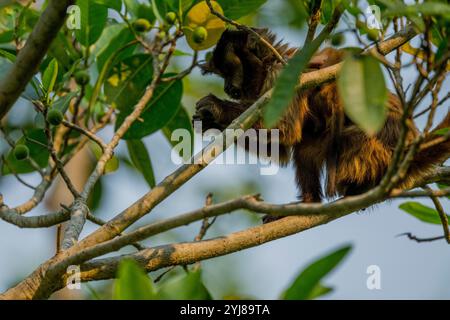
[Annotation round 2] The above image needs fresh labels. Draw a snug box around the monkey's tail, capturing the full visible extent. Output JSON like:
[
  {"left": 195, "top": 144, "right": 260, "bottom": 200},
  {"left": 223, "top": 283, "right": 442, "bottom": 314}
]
[{"left": 404, "top": 110, "right": 450, "bottom": 188}]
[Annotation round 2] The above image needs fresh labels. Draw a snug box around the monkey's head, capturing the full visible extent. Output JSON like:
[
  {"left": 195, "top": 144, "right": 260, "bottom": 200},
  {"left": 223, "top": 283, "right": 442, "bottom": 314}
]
[{"left": 200, "top": 28, "right": 289, "bottom": 101}]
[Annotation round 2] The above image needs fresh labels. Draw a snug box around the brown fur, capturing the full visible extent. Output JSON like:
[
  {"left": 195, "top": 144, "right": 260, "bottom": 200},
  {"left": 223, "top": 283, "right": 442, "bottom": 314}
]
[{"left": 194, "top": 28, "right": 450, "bottom": 202}]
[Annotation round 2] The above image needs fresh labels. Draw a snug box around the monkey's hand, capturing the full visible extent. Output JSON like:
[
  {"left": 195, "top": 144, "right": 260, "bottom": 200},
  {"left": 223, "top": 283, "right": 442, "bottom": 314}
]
[{"left": 193, "top": 94, "right": 228, "bottom": 131}]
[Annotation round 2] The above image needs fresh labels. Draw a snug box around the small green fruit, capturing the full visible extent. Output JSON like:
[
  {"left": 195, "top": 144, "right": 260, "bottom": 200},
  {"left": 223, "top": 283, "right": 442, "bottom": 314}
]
[
  {"left": 13, "top": 145, "right": 29, "bottom": 161},
  {"left": 157, "top": 31, "right": 166, "bottom": 39},
  {"left": 47, "top": 109, "right": 64, "bottom": 126},
  {"left": 193, "top": 26, "right": 208, "bottom": 44},
  {"left": 133, "top": 18, "right": 152, "bottom": 32},
  {"left": 367, "top": 29, "right": 380, "bottom": 42},
  {"left": 74, "top": 70, "right": 90, "bottom": 86},
  {"left": 165, "top": 12, "right": 177, "bottom": 25},
  {"left": 331, "top": 33, "right": 344, "bottom": 46},
  {"left": 205, "top": 51, "right": 213, "bottom": 62}
]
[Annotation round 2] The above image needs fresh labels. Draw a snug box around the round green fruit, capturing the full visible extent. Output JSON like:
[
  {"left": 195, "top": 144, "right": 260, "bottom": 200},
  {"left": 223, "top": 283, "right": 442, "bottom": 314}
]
[
  {"left": 205, "top": 51, "right": 213, "bottom": 62},
  {"left": 13, "top": 145, "right": 29, "bottom": 161},
  {"left": 165, "top": 12, "right": 177, "bottom": 25},
  {"left": 367, "top": 30, "right": 380, "bottom": 42},
  {"left": 331, "top": 33, "right": 344, "bottom": 46},
  {"left": 47, "top": 109, "right": 64, "bottom": 126},
  {"left": 74, "top": 70, "right": 90, "bottom": 86},
  {"left": 157, "top": 31, "right": 166, "bottom": 39},
  {"left": 133, "top": 18, "right": 152, "bottom": 32},
  {"left": 193, "top": 26, "right": 208, "bottom": 44}
]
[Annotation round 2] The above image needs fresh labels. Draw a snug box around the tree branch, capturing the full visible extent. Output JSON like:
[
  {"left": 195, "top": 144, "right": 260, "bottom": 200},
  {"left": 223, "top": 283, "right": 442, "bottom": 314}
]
[
  {"left": 0, "top": 209, "right": 69, "bottom": 228},
  {"left": 61, "top": 200, "right": 89, "bottom": 250}
]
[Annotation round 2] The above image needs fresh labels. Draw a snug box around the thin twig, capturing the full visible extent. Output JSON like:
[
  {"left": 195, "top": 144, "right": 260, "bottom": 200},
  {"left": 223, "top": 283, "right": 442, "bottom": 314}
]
[
  {"left": 194, "top": 193, "right": 217, "bottom": 242},
  {"left": 1, "top": 155, "right": 36, "bottom": 190},
  {"left": 397, "top": 232, "right": 445, "bottom": 243},
  {"left": 62, "top": 120, "right": 106, "bottom": 152},
  {"left": 423, "top": 186, "right": 450, "bottom": 244},
  {"left": 162, "top": 51, "right": 199, "bottom": 82},
  {"left": 43, "top": 108, "right": 80, "bottom": 199}
]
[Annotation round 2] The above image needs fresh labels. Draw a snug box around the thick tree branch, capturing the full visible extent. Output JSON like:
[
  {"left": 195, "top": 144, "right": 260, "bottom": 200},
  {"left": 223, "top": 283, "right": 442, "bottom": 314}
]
[
  {"left": 0, "top": 209, "right": 69, "bottom": 228},
  {"left": 61, "top": 200, "right": 89, "bottom": 250}
]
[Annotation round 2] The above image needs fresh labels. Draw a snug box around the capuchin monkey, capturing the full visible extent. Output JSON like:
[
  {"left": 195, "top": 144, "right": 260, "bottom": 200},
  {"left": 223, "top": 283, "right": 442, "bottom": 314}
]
[{"left": 193, "top": 28, "right": 450, "bottom": 206}]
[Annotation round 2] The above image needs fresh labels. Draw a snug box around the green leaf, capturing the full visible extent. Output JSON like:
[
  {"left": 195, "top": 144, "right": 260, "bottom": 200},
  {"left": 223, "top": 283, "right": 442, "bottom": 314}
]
[
  {"left": 0, "top": 5, "right": 16, "bottom": 43},
  {"left": 126, "top": 139, "right": 156, "bottom": 188},
  {"left": 49, "top": 33, "right": 78, "bottom": 70},
  {"left": 87, "top": 179, "right": 103, "bottom": 212},
  {"left": 75, "top": 0, "right": 108, "bottom": 46},
  {"left": 173, "top": 49, "right": 193, "bottom": 57},
  {"left": 42, "top": 59, "right": 58, "bottom": 93},
  {"left": 90, "top": 40, "right": 138, "bottom": 112},
  {"left": 115, "top": 76, "right": 183, "bottom": 140},
  {"left": 164, "top": 0, "right": 194, "bottom": 14},
  {"left": 263, "top": 30, "right": 329, "bottom": 128},
  {"left": 385, "top": 3, "right": 450, "bottom": 18},
  {"left": 307, "top": 283, "right": 333, "bottom": 300},
  {"left": 0, "top": 48, "right": 16, "bottom": 61},
  {"left": 114, "top": 259, "right": 157, "bottom": 300},
  {"left": 96, "top": 0, "right": 123, "bottom": 12},
  {"left": 434, "top": 127, "right": 450, "bottom": 136},
  {"left": 2, "top": 129, "right": 49, "bottom": 175},
  {"left": 162, "top": 105, "right": 193, "bottom": 149},
  {"left": 376, "top": 0, "right": 425, "bottom": 31},
  {"left": 217, "top": 0, "right": 267, "bottom": 19},
  {"left": 337, "top": 54, "right": 387, "bottom": 135},
  {"left": 124, "top": 0, "right": 156, "bottom": 20},
  {"left": 399, "top": 202, "right": 450, "bottom": 225},
  {"left": 89, "top": 142, "right": 120, "bottom": 174},
  {"left": 95, "top": 25, "right": 136, "bottom": 73},
  {"left": 283, "top": 244, "right": 352, "bottom": 300},
  {"left": 320, "top": 0, "right": 334, "bottom": 24},
  {"left": 52, "top": 92, "right": 77, "bottom": 114},
  {"left": 158, "top": 269, "right": 212, "bottom": 300},
  {"left": 0, "top": 30, "right": 13, "bottom": 43},
  {"left": 105, "top": 54, "right": 153, "bottom": 109}
]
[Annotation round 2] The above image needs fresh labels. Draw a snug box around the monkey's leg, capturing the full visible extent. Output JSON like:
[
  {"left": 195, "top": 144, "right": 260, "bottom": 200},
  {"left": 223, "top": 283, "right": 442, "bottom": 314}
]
[
  {"left": 292, "top": 142, "right": 323, "bottom": 203},
  {"left": 263, "top": 141, "right": 323, "bottom": 224},
  {"left": 335, "top": 128, "right": 392, "bottom": 198}
]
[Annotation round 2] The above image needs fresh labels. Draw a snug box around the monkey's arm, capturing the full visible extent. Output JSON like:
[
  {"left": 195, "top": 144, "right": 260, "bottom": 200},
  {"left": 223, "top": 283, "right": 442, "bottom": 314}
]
[
  {"left": 193, "top": 93, "right": 292, "bottom": 164},
  {"left": 193, "top": 94, "right": 252, "bottom": 131},
  {"left": 193, "top": 92, "right": 311, "bottom": 148}
]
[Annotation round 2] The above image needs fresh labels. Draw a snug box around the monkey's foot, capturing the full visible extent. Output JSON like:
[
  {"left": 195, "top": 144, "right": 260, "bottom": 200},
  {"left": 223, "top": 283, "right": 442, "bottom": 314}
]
[{"left": 262, "top": 214, "right": 285, "bottom": 224}]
